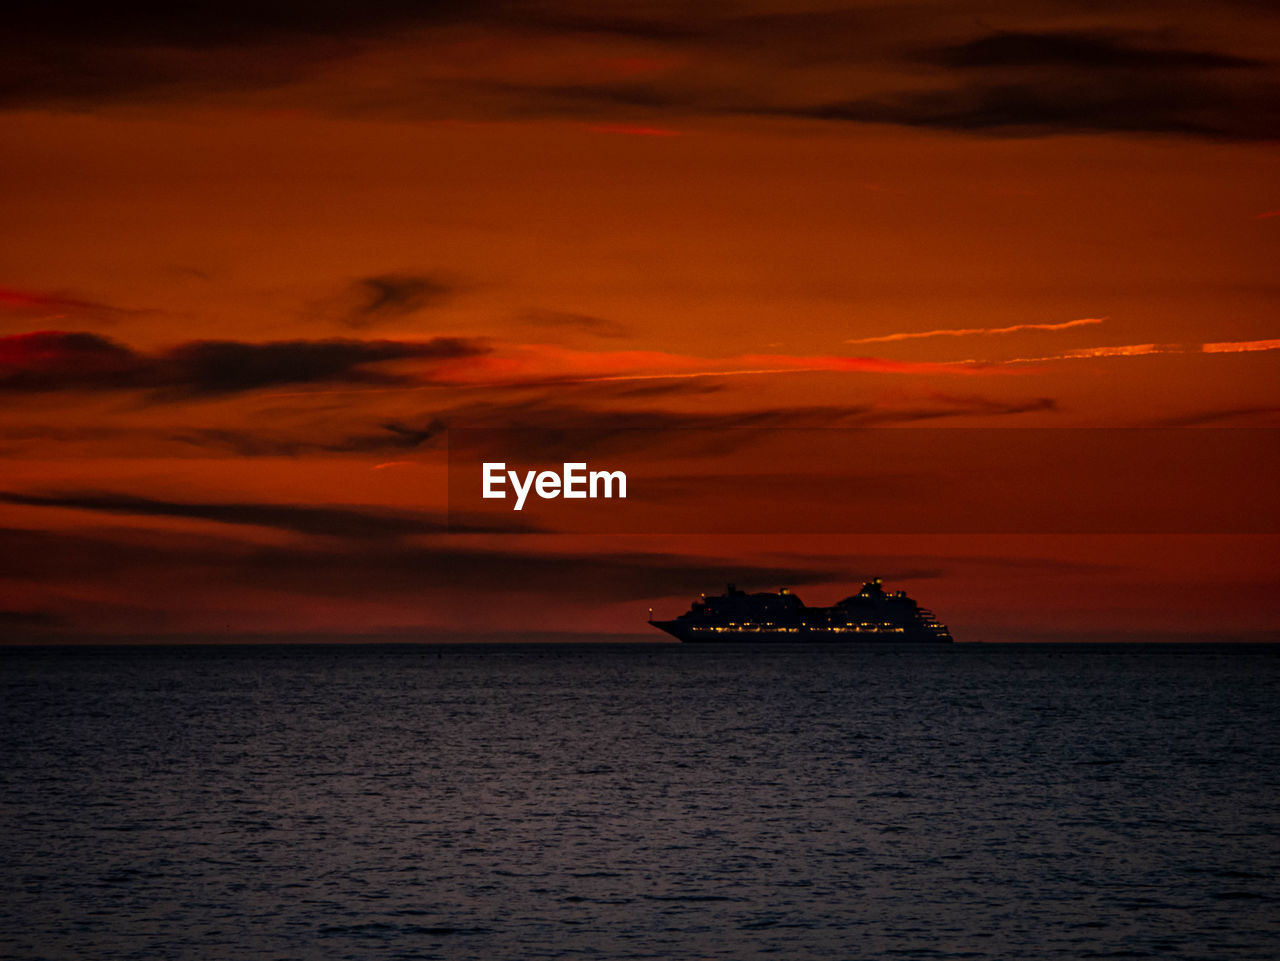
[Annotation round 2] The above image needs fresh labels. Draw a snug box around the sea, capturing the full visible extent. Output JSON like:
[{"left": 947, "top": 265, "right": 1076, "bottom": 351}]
[{"left": 2, "top": 642, "right": 1278, "bottom": 961}]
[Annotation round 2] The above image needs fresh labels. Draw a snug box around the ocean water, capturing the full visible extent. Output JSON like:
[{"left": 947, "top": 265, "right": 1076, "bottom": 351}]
[{"left": 2, "top": 643, "right": 1278, "bottom": 961}]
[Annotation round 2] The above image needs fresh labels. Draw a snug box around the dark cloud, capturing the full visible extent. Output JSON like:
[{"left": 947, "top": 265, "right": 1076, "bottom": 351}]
[
  {"left": 922, "top": 31, "right": 1265, "bottom": 70},
  {"left": 802, "top": 75, "right": 1280, "bottom": 141},
  {"left": 0, "top": 491, "right": 534, "bottom": 537},
  {"left": 379, "top": 419, "right": 445, "bottom": 448},
  {"left": 0, "top": 330, "right": 487, "bottom": 399},
  {"left": 2, "top": 2, "right": 1275, "bottom": 146},
  {"left": 0, "top": 1, "right": 672, "bottom": 107},
  {"left": 338, "top": 274, "right": 455, "bottom": 328},
  {"left": 520, "top": 309, "right": 632, "bottom": 339},
  {"left": 0, "top": 421, "right": 445, "bottom": 459},
  {"left": 0, "top": 4, "right": 487, "bottom": 106},
  {"left": 490, "top": 20, "right": 1280, "bottom": 143},
  {"left": 162, "top": 337, "right": 477, "bottom": 395},
  {"left": 0, "top": 1, "right": 715, "bottom": 52},
  {"left": 803, "top": 28, "right": 1278, "bottom": 141}
]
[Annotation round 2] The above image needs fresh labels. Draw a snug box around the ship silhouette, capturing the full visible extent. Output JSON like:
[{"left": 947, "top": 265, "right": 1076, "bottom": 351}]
[{"left": 650, "top": 578, "right": 953, "bottom": 643}]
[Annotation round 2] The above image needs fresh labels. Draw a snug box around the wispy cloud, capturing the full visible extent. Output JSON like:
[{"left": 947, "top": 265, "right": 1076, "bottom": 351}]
[{"left": 848, "top": 317, "right": 1104, "bottom": 345}]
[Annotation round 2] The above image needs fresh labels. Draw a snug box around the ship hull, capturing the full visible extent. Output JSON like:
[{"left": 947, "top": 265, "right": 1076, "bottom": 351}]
[{"left": 651, "top": 621, "right": 952, "bottom": 644}]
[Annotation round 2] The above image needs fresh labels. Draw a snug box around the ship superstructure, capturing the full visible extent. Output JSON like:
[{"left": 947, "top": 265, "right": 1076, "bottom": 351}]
[{"left": 650, "top": 578, "right": 953, "bottom": 643}]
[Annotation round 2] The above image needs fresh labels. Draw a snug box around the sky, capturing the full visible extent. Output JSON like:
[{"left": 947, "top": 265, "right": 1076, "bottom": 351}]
[{"left": 1, "top": 0, "right": 1277, "bottom": 641}]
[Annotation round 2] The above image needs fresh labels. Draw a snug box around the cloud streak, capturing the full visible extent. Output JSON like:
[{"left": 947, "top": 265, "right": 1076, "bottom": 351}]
[{"left": 848, "top": 317, "right": 1105, "bottom": 345}]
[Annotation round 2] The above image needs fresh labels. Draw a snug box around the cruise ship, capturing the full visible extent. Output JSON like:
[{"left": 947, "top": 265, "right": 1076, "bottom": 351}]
[{"left": 649, "top": 578, "right": 953, "bottom": 643}]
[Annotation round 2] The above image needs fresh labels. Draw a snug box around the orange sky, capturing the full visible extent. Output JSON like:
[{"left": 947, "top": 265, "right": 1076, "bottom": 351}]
[{"left": 1, "top": 1, "right": 1277, "bottom": 640}]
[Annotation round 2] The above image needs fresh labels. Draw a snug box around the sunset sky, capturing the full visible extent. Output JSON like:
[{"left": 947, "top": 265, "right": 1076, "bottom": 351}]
[{"left": 2, "top": 0, "right": 1277, "bottom": 641}]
